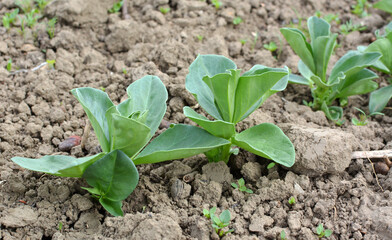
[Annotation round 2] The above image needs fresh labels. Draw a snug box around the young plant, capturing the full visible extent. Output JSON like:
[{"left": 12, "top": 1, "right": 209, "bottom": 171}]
[
  {"left": 340, "top": 20, "right": 367, "bottom": 35},
  {"left": 361, "top": 27, "right": 392, "bottom": 113},
  {"left": 12, "top": 76, "right": 228, "bottom": 216},
  {"left": 240, "top": 39, "right": 247, "bottom": 45},
  {"left": 6, "top": 59, "right": 12, "bottom": 72},
  {"left": 2, "top": 9, "right": 19, "bottom": 29},
  {"left": 211, "top": 0, "right": 222, "bottom": 10},
  {"left": 185, "top": 55, "right": 295, "bottom": 166},
  {"left": 251, "top": 32, "right": 259, "bottom": 51},
  {"left": 281, "top": 230, "right": 288, "bottom": 240},
  {"left": 288, "top": 196, "right": 296, "bottom": 205},
  {"left": 263, "top": 41, "right": 277, "bottom": 52},
  {"left": 108, "top": 0, "right": 123, "bottom": 13},
  {"left": 203, "top": 207, "right": 217, "bottom": 219},
  {"left": 351, "top": 108, "right": 384, "bottom": 126},
  {"left": 233, "top": 17, "right": 243, "bottom": 25},
  {"left": 16, "top": 0, "right": 34, "bottom": 13},
  {"left": 374, "top": 0, "right": 392, "bottom": 15},
  {"left": 159, "top": 7, "right": 170, "bottom": 14},
  {"left": 211, "top": 210, "right": 234, "bottom": 237},
  {"left": 231, "top": 178, "right": 253, "bottom": 193},
  {"left": 46, "top": 59, "right": 55, "bottom": 69},
  {"left": 196, "top": 35, "right": 204, "bottom": 42},
  {"left": 280, "top": 17, "right": 381, "bottom": 122},
  {"left": 316, "top": 224, "right": 332, "bottom": 239},
  {"left": 267, "top": 162, "right": 276, "bottom": 169},
  {"left": 24, "top": 9, "right": 40, "bottom": 27},
  {"left": 315, "top": 11, "right": 340, "bottom": 25},
  {"left": 35, "top": 0, "right": 50, "bottom": 12},
  {"left": 351, "top": 0, "right": 372, "bottom": 17},
  {"left": 46, "top": 17, "right": 56, "bottom": 39}
]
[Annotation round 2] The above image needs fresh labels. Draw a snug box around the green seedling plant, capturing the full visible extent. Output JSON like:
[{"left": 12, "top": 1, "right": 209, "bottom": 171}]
[
  {"left": 211, "top": 0, "right": 222, "bottom": 10},
  {"left": 211, "top": 209, "right": 234, "bottom": 237},
  {"left": 281, "top": 230, "right": 288, "bottom": 240},
  {"left": 374, "top": 0, "right": 392, "bottom": 15},
  {"left": 263, "top": 41, "right": 277, "bottom": 52},
  {"left": 340, "top": 20, "right": 367, "bottom": 35},
  {"left": 24, "top": 9, "right": 40, "bottom": 27},
  {"left": 231, "top": 178, "right": 253, "bottom": 193},
  {"left": 196, "top": 35, "right": 204, "bottom": 42},
  {"left": 280, "top": 17, "right": 381, "bottom": 122},
  {"left": 315, "top": 11, "right": 340, "bottom": 25},
  {"left": 359, "top": 24, "right": 392, "bottom": 113},
  {"left": 288, "top": 196, "right": 296, "bottom": 205},
  {"left": 58, "top": 222, "right": 63, "bottom": 231},
  {"left": 46, "top": 17, "right": 56, "bottom": 39},
  {"left": 16, "top": 0, "right": 34, "bottom": 13},
  {"left": 316, "top": 224, "right": 332, "bottom": 239},
  {"left": 233, "top": 17, "right": 243, "bottom": 25},
  {"left": 11, "top": 76, "right": 228, "bottom": 216},
  {"left": 352, "top": 0, "right": 372, "bottom": 17},
  {"left": 108, "top": 0, "right": 123, "bottom": 13},
  {"left": 240, "top": 39, "right": 247, "bottom": 45},
  {"left": 203, "top": 207, "right": 217, "bottom": 219},
  {"left": 351, "top": 108, "right": 384, "bottom": 126},
  {"left": 7, "top": 59, "right": 12, "bottom": 72},
  {"left": 35, "top": 0, "right": 50, "bottom": 12},
  {"left": 159, "top": 7, "right": 170, "bottom": 14},
  {"left": 2, "top": 9, "right": 19, "bottom": 29},
  {"left": 267, "top": 162, "right": 276, "bottom": 169},
  {"left": 185, "top": 54, "right": 295, "bottom": 167},
  {"left": 46, "top": 59, "right": 55, "bottom": 69}
]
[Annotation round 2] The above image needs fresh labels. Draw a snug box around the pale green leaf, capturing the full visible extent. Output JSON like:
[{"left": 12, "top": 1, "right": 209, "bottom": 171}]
[{"left": 369, "top": 85, "right": 392, "bottom": 113}]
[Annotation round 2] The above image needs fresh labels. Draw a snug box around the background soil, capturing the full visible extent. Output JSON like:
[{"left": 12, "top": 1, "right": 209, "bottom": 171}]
[{"left": 0, "top": 0, "right": 392, "bottom": 239}]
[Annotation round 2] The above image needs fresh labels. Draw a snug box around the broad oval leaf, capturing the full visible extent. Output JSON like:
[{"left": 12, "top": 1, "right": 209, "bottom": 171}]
[
  {"left": 11, "top": 153, "right": 105, "bottom": 178},
  {"left": 232, "top": 123, "right": 295, "bottom": 167},
  {"left": 369, "top": 85, "right": 392, "bottom": 113},
  {"left": 374, "top": 0, "right": 392, "bottom": 14},
  {"left": 366, "top": 32, "right": 392, "bottom": 74},
  {"left": 308, "top": 16, "right": 331, "bottom": 44},
  {"left": 71, "top": 88, "right": 114, "bottom": 152},
  {"left": 82, "top": 150, "right": 139, "bottom": 202},
  {"left": 184, "top": 107, "right": 236, "bottom": 139},
  {"left": 99, "top": 198, "right": 123, "bottom": 217},
  {"left": 133, "top": 124, "right": 231, "bottom": 164},
  {"left": 335, "top": 69, "right": 378, "bottom": 98},
  {"left": 186, "top": 54, "right": 237, "bottom": 120},
  {"left": 125, "top": 75, "right": 168, "bottom": 137},
  {"left": 313, "top": 34, "right": 337, "bottom": 81}
]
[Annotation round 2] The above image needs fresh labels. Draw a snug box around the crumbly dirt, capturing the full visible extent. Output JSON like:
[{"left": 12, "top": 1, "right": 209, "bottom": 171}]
[{"left": 1, "top": 0, "right": 392, "bottom": 239}]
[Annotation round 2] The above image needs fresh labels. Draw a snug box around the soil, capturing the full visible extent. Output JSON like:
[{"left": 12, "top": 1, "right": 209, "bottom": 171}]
[{"left": 0, "top": 0, "right": 392, "bottom": 239}]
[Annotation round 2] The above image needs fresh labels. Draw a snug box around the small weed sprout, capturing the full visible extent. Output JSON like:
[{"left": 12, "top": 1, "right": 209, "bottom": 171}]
[
  {"left": 122, "top": 68, "right": 128, "bottom": 75},
  {"left": 340, "top": 20, "right": 367, "bottom": 35},
  {"left": 231, "top": 178, "right": 253, "bottom": 193},
  {"left": 25, "top": 9, "right": 40, "bottom": 28},
  {"left": 352, "top": 0, "right": 372, "bottom": 18},
  {"left": 46, "top": 59, "right": 55, "bottom": 69},
  {"left": 211, "top": 0, "right": 222, "bottom": 10},
  {"left": 251, "top": 32, "right": 259, "bottom": 51},
  {"left": 267, "top": 162, "right": 276, "bottom": 169},
  {"left": 263, "top": 41, "right": 277, "bottom": 52},
  {"left": 35, "top": 0, "right": 50, "bottom": 12},
  {"left": 196, "top": 35, "right": 204, "bottom": 42},
  {"left": 203, "top": 207, "right": 216, "bottom": 219},
  {"left": 108, "top": 0, "right": 123, "bottom": 13},
  {"left": 288, "top": 196, "right": 296, "bottom": 205},
  {"left": 233, "top": 17, "right": 243, "bottom": 25},
  {"left": 281, "top": 230, "right": 288, "bottom": 240},
  {"left": 351, "top": 107, "right": 383, "bottom": 126},
  {"left": 211, "top": 210, "right": 234, "bottom": 237},
  {"left": 316, "top": 224, "right": 332, "bottom": 238},
  {"left": 240, "top": 39, "right": 247, "bottom": 45},
  {"left": 2, "top": 9, "right": 19, "bottom": 29},
  {"left": 7, "top": 59, "right": 12, "bottom": 72},
  {"left": 159, "top": 7, "right": 170, "bottom": 14},
  {"left": 46, "top": 17, "right": 56, "bottom": 39},
  {"left": 58, "top": 221, "right": 63, "bottom": 231},
  {"left": 16, "top": 0, "right": 34, "bottom": 13}
]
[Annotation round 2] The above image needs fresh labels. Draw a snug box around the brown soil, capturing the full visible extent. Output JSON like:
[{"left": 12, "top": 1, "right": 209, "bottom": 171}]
[{"left": 1, "top": 0, "right": 392, "bottom": 239}]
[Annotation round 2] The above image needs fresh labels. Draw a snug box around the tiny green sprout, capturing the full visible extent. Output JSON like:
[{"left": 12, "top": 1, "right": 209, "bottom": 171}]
[
  {"left": 340, "top": 20, "right": 367, "bottom": 35},
  {"left": 211, "top": 209, "right": 234, "bottom": 237},
  {"left": 263, "top": 41, "right": 277, "bottom": 52},
  {"left": 19, "top": 17, "right": 26, "bottom": 35},
  {"left": 288, "top": 196, "right": 296, "bottom": 205},
  {"left": 197, "top": 35, "right": 204, "bottom": 42},
  {"left": 267, "top": 162, "right": 276, "bottom": 169},
  {"left": 35, "top": 0, "right": 50, "bottom": 12},
  {"left": 351, "top": 107, "right": 384, "bottom": 126},
  {"left": 58, "top": 221, "right": 63, "bottom": 231},
  {"left": 251, "top": 32, "right": 259, "bottom": 51},
  {"left": 24, "top": 8, "right": 40, "bottom": 28},
  {"left": 2, "top": 9, "right": 19, "bottom": 29},
  {"left": 233, "top": 17, "right": 243, "bottom": 25},
  {"left": 100, "top": 87, "right": 106, "bottom": 92},
  {"left": 211, "top": 0, "right": 222, "bottom": 10},
  {"left": 240, "top": 39, "right": 247, "bottom": 45},
  {"left": 316, "top": 224, "right": 333, "bottom": 238},
  {"left": 46, "top": 59, "right": 55, "bottom": 69},
  {"left": 108, "top": 0, "right": 123, "bottom": 13},
  {"left": 159, "top": 7, "right": 170, "bottom": 14},
  {"left": 231, "top": 178, "right": 253, "bottom": 194},
  {"left": 351, "top": 0, "right": 372, "bottom": 18},
  {"left": 47, "top": 17, "right": 56, "bottom": 39},
  {"left": 203, "top": 206, "right": 216, "bottom": 219},
  {"left": 122, "top": 68, "right": 128, "bottom": 75},
  {"left": 281, "top": 230, "right": 288, "bottom": 240},
  {"left": 16, "top": 0, "right": 34, "bottom": 13},
  {"left": 142, "top": 205, "right": 146, "bottom": 213},
  {"left": 6, "top": 59, "right": 12, "bottom": 72}
]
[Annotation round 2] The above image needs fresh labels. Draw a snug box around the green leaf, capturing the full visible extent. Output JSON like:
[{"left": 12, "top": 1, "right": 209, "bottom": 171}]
[
  {"left": 134, "top": 124, "right": 231, "bottom": 164},
  {"left": 287, "top": 73, "right": 309, "bottom": 85},
  {"left": 324, "top": 229, "right": 333, "bottom": 237},
  {"left": 83, "top": 150, "right": 139, "bottom": 202},
  {"left": 313, "top": 34, "right": 337, "bottom": 81},
  {"left": 186, "top": 54, "right": 237, "bottom": 120},
  {"left": 374, "top": 0, "right": 392, "bottom": 14},
  {"left": 220, "top": 210, "right": 231, "bottom": 224},
  {"left": 308, "top": 16, "right": 330, "bottom": 44},
  {"left": 71, "top": 88, "right": 114, "bottom": 152},
  {"left": 369, "top": 85, "right": 392, "bottom": 113},
  {"left": 231, "top": 183, "right": 238, "bottom": 189},
  {"left": 125, "top": 75, "right": 168, "bottom": 136},
  {"left": 335, "top": 69, "right": 378, "bottom": 98},
  {"left": 99, "top": 198, "right": 123, "bottom": 217},
  {"left": 317, "top": 224, "right": 324, "bottom": 235},
  {"left": 183, "top": 107, "right": 236, "bottom": 139},
  {"left": 366, "top": 32, "right": 392, "bottom": 74},
  {"left": 280, "top": 28, "right": 315, "bottom": 73},
  {"left": 232, "top": 123, "right": 295, "bottom": 167},
  {"left": 238, "top": 178, "right": 245, "bottom": 186},
  {"left": 107, "top": 112, "right": 151, "bottom": 157},
  {"left": 233, "top": 69, "right": 288, "bottom": 123},
  {"left": 321, "top": 102, "right": 343, "bottom": 121},
  {"left": 245, "top": 189, "right": 253, "bottom": 194},
  {"left": 11, "top": 153, "right": 105, "bottom": 178},
  {"left": 328, "top": 51, "right": 381, "bottom": 85}
]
